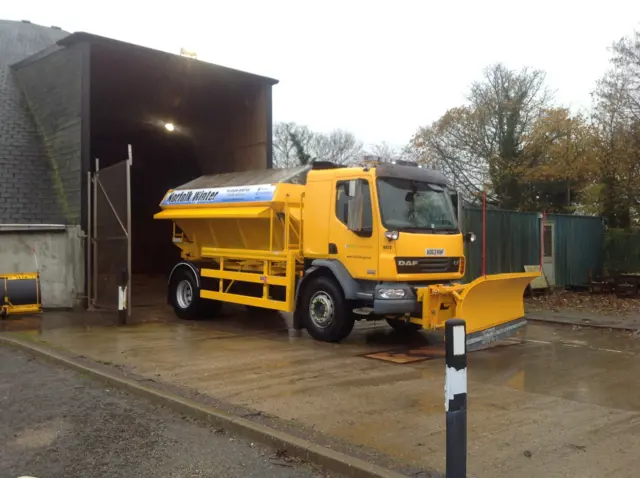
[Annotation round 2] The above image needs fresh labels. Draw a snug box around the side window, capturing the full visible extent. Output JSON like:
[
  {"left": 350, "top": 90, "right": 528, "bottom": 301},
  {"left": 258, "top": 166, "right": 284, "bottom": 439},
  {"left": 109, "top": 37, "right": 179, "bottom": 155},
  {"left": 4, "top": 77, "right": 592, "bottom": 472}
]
[
  {"left": 335, "top": 180, "right": 373, "bottom": 236},
  {"left": 336, "top": 182, "right": 350, "bottom": 224}
]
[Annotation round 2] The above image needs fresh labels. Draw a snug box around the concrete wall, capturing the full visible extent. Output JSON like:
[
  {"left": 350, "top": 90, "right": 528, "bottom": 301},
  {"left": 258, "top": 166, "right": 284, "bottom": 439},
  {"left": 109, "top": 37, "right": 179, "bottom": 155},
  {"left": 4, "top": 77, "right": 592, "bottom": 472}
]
[
  {"left": 12, "top": 42, "right": 85, "bottom": 225},
  {"left": 0, "top": 226, "right": 84, "bottom": 309}
]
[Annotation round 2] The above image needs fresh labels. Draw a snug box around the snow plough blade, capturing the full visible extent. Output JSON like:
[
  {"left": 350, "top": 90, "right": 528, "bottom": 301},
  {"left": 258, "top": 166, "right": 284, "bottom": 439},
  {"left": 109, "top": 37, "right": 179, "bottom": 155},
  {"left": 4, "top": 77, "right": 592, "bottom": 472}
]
[{"left": 418, "top": 272, "right": 540, "bottom": 352}]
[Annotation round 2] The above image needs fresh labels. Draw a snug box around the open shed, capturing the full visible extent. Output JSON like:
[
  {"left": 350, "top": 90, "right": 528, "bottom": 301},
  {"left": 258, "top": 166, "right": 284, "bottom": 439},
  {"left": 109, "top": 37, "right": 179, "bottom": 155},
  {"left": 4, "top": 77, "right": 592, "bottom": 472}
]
[{"left": 3, "top": 21, "right": 278, "bottom": 310}]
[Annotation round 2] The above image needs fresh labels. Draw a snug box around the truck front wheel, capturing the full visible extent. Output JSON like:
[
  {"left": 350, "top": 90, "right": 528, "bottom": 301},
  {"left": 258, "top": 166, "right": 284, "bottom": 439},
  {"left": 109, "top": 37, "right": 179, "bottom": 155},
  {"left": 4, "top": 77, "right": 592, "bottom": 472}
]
[
  {"left": 302, "top": 276, "right": 354, "bottom": 342},
  {"left": 170, "top": 268, "right": 221, "bottom": 320}
]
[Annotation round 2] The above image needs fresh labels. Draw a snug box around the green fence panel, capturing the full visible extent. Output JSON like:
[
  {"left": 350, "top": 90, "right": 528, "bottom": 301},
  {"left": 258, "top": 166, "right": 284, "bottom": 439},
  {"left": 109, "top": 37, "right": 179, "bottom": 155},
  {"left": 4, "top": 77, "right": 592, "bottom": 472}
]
[
  {"left": 550, "top": 214, "right": 604, "bottom": 286},
  {"left": 462, "top": 208, "right": 604, "bottom": 287},
  {"left": 604, "top": 230, "right": 640, "bottom": 273},
  {"left": 463, "top": 207, "right": 540, "bottom": 282}
]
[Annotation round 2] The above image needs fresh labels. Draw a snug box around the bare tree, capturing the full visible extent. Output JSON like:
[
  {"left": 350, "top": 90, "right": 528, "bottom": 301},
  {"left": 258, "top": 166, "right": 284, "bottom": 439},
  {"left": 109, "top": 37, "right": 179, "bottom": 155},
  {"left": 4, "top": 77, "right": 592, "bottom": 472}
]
[
  {"left": 413, "top": 106, "right": 490, "bottom": 196},
  {"left": 272, "top": 122, "right": 314, "bottom": 168},
  {"left": 411, "top": 63, "right": 553, "bottom": 208},
  {"left": 608, "top": 31, "right": 640, "bottom": 122},
  {"left": 312, "top": 129, "right": 363, "bottom": 164},
  {"left": 398, "top": 142, "right": 429, "bottom": 164},
  {"left": 273, "top": 123, "right": 363, "bottom": 167},
  {"left": 366, "top": 141, "right": 400, "bottom": 162},
  {"left": 590, "top": 33, "right": 640, "bottom": 227}
]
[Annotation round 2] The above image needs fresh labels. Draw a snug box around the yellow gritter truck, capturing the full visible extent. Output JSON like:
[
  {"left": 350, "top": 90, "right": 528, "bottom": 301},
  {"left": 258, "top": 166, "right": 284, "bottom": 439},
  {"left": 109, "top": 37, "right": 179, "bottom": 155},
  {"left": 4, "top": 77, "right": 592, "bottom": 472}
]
[{"left": 154, "top": 161, "right": 539, "bottom": 348}]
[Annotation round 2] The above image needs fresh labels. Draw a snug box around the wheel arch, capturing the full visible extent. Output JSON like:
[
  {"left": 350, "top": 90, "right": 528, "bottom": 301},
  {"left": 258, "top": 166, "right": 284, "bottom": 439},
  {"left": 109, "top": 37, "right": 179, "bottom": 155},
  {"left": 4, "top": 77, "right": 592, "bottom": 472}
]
[
  {"left": 293, "top": 260, "right": 359, "bottom": 330},
  {"left": 308, "top": 260, "right": 360, "bottom": 299},
  {"left": 167, "top": 261, "right": 200, "bottom": 304},
  {"left": 168, "top": 261, "right": 200, "bottom": 287}
]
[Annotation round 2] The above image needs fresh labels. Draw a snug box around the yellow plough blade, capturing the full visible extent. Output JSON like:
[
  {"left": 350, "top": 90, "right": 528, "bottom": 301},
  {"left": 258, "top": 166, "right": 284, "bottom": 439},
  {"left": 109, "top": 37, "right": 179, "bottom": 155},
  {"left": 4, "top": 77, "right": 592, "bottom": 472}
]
[
  {"left": 419, "top": 271, "right": 540, "bottom": 351},
  {"left": 456, "top": 272, "right": 539, "bottom": 333}
]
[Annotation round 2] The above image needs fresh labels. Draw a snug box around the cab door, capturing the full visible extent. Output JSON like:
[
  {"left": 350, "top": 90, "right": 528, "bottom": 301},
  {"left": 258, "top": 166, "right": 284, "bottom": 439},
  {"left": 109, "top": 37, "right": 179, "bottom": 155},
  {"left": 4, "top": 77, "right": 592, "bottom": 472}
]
[{"left": 329, "top": 178, "right": 379, "bottom": 280}]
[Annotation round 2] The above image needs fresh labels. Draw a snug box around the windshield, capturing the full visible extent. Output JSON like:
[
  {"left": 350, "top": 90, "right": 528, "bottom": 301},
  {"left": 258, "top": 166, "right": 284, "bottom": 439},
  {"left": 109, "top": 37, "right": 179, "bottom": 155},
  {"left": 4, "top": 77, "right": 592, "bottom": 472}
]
[{"left": 376, "top": 177, "right": 458, "bottom": 232}]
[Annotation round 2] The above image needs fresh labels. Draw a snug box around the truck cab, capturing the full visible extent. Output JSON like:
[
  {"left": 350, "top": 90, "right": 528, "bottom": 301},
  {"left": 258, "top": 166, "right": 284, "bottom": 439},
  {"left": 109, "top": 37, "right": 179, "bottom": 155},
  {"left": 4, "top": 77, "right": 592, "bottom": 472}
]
[{"left": 296, "top": 161, "right": 473, "bottom": 340}]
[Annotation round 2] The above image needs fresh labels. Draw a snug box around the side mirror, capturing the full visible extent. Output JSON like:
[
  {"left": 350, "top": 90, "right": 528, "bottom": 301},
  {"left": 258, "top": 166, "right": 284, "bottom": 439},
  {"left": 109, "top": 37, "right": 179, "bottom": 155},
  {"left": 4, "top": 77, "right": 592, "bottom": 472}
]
[
  {"left": 464, "top": 232, "right": 476, "bottom": 243},
  {"left": 347, "top": 179, "right": 364, "bottom": 232}
]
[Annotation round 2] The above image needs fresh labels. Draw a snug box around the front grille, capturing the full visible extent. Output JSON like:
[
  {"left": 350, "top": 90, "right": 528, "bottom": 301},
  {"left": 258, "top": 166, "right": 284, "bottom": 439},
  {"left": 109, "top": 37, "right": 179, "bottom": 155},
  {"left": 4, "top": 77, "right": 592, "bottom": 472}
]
[{"left": 396, "top": 257, "right": 461, "bottom": 274}]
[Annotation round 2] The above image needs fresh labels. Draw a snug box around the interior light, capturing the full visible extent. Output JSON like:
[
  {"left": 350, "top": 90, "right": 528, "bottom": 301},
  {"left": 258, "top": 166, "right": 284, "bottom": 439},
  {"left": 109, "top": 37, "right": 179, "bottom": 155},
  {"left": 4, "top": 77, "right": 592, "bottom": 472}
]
[
  {"left": 180, "top": 48, "right": 198, "bottom": 59},
  {"left": 165, "top": 123, "right": 175, "bottom": 132}
]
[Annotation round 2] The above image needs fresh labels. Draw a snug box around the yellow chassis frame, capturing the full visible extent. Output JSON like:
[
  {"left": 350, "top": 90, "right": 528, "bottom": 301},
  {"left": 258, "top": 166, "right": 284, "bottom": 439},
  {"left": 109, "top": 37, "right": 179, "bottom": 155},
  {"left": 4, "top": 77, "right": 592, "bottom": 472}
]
[
  {"left": 199, "top": 249, "right": 299, "bottom": 312},
  {"left": 195, "top": 250, "right": 537, "bottom": 338},
  {"left": 194, "top": 198, "right": 303, "bottom": 312}
]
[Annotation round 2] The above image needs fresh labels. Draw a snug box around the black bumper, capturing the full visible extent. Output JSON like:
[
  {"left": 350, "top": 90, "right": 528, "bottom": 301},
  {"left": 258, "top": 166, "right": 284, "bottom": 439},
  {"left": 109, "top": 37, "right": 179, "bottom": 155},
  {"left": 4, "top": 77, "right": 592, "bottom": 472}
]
[
  {"left": 372, "top": 298, "right": 418, "bottom": 316},
  {"left": 371, "top": 283, "right": 420, "bottom": 316}
]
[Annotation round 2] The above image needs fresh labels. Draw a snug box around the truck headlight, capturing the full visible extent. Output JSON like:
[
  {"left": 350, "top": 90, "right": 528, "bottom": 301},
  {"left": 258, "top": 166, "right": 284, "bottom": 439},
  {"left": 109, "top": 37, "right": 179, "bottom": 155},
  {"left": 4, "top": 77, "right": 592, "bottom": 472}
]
[{"left": 377, "top": 288, "right": 406, "bottom": 299}]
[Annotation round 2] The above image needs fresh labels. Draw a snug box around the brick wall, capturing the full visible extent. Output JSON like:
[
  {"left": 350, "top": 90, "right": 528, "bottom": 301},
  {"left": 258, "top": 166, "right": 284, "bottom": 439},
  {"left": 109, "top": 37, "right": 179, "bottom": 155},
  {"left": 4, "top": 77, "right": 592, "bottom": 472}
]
[
  {"left": 12, "top": 42, "right": 85, "bottom": 225},
  {"left": 0, "top": 20, "right": 69, "bottom": 224}
]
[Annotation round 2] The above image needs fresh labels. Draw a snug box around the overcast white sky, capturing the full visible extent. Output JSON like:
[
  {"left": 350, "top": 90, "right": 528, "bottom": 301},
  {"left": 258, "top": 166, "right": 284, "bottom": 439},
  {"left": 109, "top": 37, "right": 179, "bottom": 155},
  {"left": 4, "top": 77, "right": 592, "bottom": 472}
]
[{"left": 5, "top": 1, "right": 640, "bottom": 149}]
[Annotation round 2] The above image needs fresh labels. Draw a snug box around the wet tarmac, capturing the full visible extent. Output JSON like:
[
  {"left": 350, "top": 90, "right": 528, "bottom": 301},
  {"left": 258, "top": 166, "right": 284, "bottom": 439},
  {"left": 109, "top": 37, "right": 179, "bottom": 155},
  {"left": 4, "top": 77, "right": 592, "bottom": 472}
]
[{"left": 3, "top": 304, "right": 640, "bottom": 477}]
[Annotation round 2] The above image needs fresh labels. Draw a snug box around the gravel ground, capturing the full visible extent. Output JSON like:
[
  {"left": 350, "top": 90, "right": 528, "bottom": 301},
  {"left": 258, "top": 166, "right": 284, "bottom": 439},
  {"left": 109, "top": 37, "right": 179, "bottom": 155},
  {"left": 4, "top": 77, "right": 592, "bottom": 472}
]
[{"left": 0, "top": 346, "right": 333, "bottom": 478}]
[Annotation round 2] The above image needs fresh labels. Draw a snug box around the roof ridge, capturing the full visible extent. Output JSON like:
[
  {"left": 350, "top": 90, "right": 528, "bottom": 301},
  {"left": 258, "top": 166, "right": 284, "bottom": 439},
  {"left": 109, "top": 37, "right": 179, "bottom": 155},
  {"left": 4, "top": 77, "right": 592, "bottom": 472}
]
[{"left": 0, "top": 18, "right": 70, "bottom": 34}]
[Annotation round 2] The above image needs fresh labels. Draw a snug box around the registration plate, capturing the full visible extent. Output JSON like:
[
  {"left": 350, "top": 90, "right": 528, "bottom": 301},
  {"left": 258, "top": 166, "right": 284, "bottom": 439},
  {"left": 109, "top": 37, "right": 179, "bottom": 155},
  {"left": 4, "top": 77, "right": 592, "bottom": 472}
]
[{"left": 425, "top": 248, "right": 445, "bottom": 256}]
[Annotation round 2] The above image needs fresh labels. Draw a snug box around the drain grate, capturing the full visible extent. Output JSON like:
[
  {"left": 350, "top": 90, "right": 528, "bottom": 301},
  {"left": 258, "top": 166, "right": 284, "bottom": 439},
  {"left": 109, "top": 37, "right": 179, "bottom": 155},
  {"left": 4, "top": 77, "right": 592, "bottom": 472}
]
[
  {"left": 363, "top": 344, "right": 446, "bottom": 364},
  {"left": 362, "top": 338, "right": 523, "bottom": 364}
]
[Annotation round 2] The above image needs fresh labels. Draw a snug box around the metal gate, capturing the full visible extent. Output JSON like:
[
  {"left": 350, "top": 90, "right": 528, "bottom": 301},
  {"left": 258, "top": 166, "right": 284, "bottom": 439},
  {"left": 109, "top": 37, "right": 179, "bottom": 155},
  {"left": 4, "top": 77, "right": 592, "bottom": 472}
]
[{"left": 87, "top": 148, "right": 132, "bottom": 318}]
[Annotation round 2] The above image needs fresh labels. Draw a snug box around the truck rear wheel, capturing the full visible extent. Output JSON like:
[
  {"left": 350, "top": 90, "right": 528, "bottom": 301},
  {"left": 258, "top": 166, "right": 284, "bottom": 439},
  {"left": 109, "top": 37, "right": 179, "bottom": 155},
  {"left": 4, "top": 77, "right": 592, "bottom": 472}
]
[
  {"left": 302, "top": 276, "right": 354, "bottom": 342},
  {"left": 170, "top": 268, "right": 221, "bottom": 320}
]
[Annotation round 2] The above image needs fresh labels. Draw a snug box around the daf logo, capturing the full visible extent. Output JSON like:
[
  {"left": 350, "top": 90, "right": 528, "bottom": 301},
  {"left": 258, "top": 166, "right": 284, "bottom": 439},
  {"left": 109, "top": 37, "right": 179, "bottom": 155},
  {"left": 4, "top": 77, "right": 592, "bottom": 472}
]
[{"left": 398, "top": 260, "right": 419, "bottom": 266}]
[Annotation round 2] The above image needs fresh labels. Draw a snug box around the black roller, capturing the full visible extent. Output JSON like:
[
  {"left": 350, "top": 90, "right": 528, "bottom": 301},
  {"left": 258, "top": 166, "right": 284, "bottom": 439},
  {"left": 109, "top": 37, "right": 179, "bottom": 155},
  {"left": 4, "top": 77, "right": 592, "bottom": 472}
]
[{"left": 1, "top": 273, "right": 42, "bottom": 317}]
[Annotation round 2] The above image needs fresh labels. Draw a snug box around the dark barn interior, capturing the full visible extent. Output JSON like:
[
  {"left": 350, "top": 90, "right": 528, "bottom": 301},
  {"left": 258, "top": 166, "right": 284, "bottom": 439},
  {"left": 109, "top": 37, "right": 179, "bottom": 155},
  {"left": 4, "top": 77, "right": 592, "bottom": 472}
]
[{"left": 87, "top": 37, "right": 276, "bottom": 306}]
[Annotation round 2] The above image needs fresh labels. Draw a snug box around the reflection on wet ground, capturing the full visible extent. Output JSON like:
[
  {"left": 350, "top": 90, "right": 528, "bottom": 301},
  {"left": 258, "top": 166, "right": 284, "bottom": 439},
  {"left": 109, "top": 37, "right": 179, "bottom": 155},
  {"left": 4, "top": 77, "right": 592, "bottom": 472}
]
[{"left": 3, "top": 306, "right": 640, "bottom": 477}]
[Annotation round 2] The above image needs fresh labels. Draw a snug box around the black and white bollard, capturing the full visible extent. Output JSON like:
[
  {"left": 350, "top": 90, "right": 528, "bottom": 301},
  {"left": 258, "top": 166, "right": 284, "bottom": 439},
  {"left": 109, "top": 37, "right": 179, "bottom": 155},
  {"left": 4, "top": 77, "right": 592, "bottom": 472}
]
[
  {"left": 118, "top": 269, "right": 128, "bottom": 325},
  {"left": 445, "top": 319, "right": 467, "bottom": 477}
]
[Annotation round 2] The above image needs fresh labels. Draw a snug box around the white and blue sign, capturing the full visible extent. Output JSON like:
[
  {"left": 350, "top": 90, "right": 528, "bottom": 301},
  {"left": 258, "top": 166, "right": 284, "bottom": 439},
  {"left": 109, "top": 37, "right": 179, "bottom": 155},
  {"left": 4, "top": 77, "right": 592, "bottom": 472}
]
[{"left": 162, "top": 184, "right": 276, "bottom": 206}]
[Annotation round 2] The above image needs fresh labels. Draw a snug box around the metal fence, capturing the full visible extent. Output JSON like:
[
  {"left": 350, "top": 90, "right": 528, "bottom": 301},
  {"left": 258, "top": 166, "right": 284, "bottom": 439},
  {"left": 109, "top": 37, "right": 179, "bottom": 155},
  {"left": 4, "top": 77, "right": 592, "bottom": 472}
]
[
  {"left": 552, "top": 214, "right": 605, "bottom": 286},
  {"left": 604, "top": 230, "right": 640, "bottom": 273},
  {"left": 88, "top": 158, "right": 131, "bottom": 312},
  {"left": 462, "top": 206, "right": 604, "bottom": 287}
]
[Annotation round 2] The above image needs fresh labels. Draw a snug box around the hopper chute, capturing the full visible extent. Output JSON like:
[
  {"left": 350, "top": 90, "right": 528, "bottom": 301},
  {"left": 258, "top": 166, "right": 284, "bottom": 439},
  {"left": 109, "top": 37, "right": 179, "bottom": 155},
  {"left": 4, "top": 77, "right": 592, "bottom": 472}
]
[{"left": 154, "top": 166, "right": 309, "bottom": 253}]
